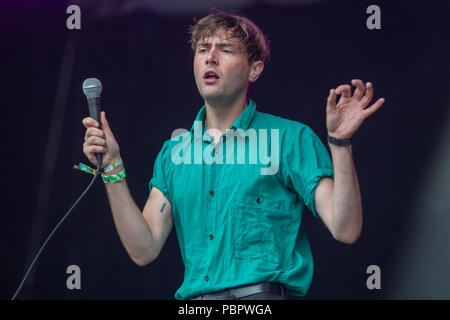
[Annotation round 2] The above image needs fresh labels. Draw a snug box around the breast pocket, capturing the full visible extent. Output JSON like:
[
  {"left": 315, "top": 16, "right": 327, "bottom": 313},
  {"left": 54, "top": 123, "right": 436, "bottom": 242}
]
[{"left": 232, "top": 194, "right": 289, "bottom": 265}]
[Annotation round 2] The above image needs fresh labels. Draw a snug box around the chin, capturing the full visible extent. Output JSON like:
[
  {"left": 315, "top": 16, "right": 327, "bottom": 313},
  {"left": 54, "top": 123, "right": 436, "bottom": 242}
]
[{"left": 199, "top": 89, "right": 224, "bottom": 102}]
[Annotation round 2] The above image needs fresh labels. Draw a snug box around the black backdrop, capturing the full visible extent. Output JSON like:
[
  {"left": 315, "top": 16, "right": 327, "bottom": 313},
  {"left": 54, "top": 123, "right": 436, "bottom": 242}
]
[{"left": 1, "top": 0, "right": 449, "bottom": 299}]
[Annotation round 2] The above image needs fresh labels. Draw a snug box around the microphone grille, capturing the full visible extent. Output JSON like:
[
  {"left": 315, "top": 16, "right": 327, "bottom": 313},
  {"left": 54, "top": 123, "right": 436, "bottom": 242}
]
[{"left": 82, "top": 78, "right": 102, "bottom": 98}]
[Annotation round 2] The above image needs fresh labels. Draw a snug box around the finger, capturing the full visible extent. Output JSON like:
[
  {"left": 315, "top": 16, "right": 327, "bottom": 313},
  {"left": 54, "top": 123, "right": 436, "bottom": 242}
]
[
  {"left": 335, "top": 84, "right": 352, "bottom": 98},
  {"left": 85, "top": 127, "right": 106, "bottom": 141},
  {"left": 326, "top": 89, "right": 337, "bottom": 110},
  {"left": 363, "top": 97, "right": 385, "bottom": 118},
  {"left": 83, "top": 144, "right": 99, "bottom": 165},
  {"left": 351, "top": 79, "right": 365, "bottom": 100},
  {"left": 82, "top": 117, "right": 99, "bottom": 129},
  {"left": 87, "top": 135, "right": 106, "bottom": 147},
  {"left": 84, "top": 145, "right": 107, "bottom": 154},
  {"left": 361, "top": 82, "right": 374, "bottom": 107},
  {"left": 101, "top": 111, "right": 113, "bottom": 135}
]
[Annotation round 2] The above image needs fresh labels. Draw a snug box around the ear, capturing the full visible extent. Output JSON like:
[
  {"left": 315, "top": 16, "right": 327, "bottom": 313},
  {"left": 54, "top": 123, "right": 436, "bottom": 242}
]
[{"left": 248, "top": 60, "right": 264, "bottom": 83}]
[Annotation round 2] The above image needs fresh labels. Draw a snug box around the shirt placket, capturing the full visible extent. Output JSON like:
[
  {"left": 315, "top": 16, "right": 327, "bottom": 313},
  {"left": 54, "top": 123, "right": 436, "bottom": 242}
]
[{"left": 203, "top": 137, "right": 218, "bottom": 285}]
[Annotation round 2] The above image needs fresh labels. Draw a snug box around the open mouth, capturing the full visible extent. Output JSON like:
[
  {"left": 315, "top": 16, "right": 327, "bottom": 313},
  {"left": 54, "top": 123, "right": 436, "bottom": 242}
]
[{"left": 203, "top": 70, "right": 220, "bottom": 82}]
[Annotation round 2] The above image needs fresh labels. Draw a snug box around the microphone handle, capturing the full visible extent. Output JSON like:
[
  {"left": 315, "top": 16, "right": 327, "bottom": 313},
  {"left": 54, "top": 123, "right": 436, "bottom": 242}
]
[{"left": 86, "top": 97, "right": 103, "bottom": 168}]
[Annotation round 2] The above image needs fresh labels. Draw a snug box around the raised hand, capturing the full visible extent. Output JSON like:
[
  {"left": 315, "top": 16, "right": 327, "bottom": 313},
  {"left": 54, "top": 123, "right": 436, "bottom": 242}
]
[
  {"left": 326, "top": 79, "right": 385, "bottom": 140},
  {"left": 82, "top": 111, "right": 121, "bottom": 169}
]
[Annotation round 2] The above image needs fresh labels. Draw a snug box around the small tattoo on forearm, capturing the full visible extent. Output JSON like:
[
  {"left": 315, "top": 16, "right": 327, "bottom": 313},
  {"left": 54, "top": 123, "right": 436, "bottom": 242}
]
[{"left": 160, "top": 203, "right": 166, "bottom": 213}]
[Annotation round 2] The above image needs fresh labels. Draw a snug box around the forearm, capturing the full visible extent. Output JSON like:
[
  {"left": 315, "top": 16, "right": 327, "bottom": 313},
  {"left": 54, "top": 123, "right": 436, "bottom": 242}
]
[
  {"left": 328, "top": 143, "right": 363, "bottom": 243},
  {"left": 104, "top": 164, "right": 157, "bottom": 264}
]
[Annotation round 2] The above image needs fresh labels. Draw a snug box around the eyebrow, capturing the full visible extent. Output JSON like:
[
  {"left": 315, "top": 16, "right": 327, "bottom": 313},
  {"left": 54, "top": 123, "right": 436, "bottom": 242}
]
[{"left": 197, "top": 42, "right": 237, "bottom": 49}]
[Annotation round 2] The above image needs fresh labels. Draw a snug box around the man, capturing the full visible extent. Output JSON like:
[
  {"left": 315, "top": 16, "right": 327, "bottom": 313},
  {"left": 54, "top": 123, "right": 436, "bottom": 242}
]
[{"left": 82, "top": 10, "right": 384, "bottom": 300}]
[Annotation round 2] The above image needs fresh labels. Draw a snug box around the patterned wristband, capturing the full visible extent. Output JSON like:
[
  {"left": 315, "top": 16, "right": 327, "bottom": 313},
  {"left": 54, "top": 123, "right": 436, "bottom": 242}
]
[
  {"left": 102, "top": 168, "right": 126, "bottom": 183},
  {"left": 103, "top": 158, "right": 123, "bottom": 173}
]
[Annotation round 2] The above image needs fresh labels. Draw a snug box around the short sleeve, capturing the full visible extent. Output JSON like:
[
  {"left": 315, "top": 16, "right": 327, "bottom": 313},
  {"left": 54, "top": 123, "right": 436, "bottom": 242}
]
[
  {"left": 283, "top": 126, "right": 334, "bottom": 217},
  {"left": 149, "top": 141, "right": 172, "bottom": 204}
]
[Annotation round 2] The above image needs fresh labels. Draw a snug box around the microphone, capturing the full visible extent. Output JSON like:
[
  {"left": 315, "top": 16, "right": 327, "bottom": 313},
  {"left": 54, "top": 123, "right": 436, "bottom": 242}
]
[
  {"left": 11, "top": 79, "right": 105, "bottom": 300},
  {"left": 82, "top": 78, "right": 103, "bottom": 168}
]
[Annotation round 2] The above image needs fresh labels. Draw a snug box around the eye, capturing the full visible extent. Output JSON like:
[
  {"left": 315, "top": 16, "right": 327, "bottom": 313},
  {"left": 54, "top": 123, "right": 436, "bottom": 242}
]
[
  {"left": 198, "top": 48, "right": 207, "bottom": 53},
  {"left": 223, "top": 49, "right": 232, "bottom": 53}
]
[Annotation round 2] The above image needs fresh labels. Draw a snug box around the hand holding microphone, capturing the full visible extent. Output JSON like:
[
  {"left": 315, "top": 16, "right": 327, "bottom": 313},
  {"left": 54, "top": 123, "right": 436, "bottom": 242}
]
[
  {"left": 82, "top": 78, "right": 121, "bottom": 170},
  {"left": 11, "top": 78, "right": 119, "bottom": 300}
]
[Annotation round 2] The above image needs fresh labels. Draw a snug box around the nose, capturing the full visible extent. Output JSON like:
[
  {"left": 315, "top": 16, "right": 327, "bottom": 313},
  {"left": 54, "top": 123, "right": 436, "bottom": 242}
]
[{"left": 206, "top": 48, "right": 218, "bottom": 65}]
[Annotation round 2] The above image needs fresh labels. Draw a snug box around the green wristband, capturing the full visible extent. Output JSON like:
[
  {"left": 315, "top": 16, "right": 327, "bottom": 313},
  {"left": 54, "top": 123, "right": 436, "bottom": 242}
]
[{"left": 102, "top": 168, "right": 126, "bottom": 183}]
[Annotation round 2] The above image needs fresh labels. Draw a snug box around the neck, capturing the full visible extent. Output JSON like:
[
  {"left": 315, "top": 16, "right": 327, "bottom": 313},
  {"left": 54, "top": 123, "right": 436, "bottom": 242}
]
[{"left": 204, "top": 93, "right": 248, "bottom": 137}]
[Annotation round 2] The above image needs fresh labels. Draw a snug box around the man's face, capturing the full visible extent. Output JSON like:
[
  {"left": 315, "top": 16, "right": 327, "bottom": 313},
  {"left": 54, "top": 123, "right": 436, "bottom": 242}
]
[{"left": 193, "top": 31, "right": 254, "bottom": 105}]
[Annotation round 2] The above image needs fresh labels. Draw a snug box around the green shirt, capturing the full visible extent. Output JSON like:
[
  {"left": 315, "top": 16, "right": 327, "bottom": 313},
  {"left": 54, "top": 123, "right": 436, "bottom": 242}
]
[{"left": 149, "top": 100, "right": 334, "bottom": 299}]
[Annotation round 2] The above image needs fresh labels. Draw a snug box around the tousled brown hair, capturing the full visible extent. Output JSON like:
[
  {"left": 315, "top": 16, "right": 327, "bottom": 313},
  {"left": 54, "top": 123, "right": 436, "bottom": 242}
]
[{"left": 188, "top": 9, "right": 270, "bottom": 64}]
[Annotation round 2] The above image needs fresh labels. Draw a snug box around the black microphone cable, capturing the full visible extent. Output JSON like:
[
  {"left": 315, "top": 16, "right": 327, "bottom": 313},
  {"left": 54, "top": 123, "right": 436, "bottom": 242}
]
[{"left": 11, "top": 162, "right": 102, "bottom": 300}]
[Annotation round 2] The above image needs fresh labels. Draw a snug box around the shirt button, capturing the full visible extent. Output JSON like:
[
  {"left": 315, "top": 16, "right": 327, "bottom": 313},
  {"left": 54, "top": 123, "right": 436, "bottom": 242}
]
[
  {"left": 210, "top": 190, "right": 215, "bottom": 197},
  {"left": 209, "top": 234, "right": 214, "bottom": 240},
  {"left": 204, "top": 275, "right": 209, "bottom": 282},
  {"left": 256, "top": 198, "right": 261, "bottom": 204}
]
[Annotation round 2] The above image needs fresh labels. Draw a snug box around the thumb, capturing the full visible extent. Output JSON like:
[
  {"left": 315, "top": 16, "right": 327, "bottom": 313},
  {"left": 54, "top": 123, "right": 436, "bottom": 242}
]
[
  {"left": 101, "top": 111, "right": 112, "bottom": 134},
  {"left": 326, "top": 89, "right": 337, "bottom": 111}
]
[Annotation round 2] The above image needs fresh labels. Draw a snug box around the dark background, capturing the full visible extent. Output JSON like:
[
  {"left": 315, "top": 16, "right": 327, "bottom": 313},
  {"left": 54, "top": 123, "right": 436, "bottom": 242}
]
[{"left": 1, "top": 0, "right": 449, "bottom": 299}]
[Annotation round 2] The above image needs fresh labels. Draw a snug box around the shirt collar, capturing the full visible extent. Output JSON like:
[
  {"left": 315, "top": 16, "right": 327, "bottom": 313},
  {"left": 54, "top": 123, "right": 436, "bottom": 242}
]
[{"left": 189, "top": 99, "right": 256, "bottom": 140}]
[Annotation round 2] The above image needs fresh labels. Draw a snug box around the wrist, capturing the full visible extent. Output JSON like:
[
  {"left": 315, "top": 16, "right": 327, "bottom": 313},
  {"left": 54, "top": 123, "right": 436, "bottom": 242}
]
[
  {"left": 327, "top": 130, "right": 350, "bottom": 139},
  {"left": 101, "top": 157, "right": 126, "bottom": 184},
  {"left": 102, "top": 166, "right": 126, "bottom": 184},
  {"left": 102, "top": 156, "right": 123, "bottom": 173},
  {"left": 327, "top": 134, "right": 351, "bottom": 147},
  {"left": 105, "top": 163, "right": 124, "bottom": 175}
]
